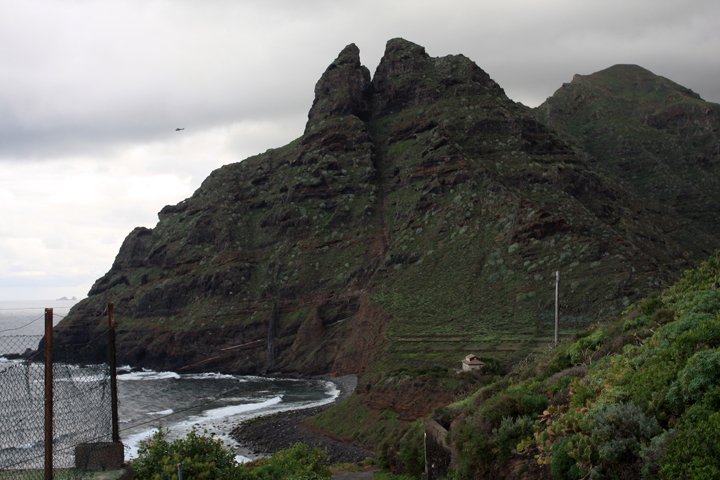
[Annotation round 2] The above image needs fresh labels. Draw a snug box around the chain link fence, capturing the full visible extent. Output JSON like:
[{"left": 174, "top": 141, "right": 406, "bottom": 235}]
[{"left": 0, "top": 312, "right": 116, "bottom": 479}]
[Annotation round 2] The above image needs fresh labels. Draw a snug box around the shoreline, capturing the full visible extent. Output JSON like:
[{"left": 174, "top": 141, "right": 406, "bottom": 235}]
[{"left": 231, "top": 374, "right": 373, "bottom": 464}]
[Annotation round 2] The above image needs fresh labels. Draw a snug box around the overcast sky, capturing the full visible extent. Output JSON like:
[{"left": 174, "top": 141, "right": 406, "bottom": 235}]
[{"left": 1, "top": 0, "right": 718, "bottom": 301}]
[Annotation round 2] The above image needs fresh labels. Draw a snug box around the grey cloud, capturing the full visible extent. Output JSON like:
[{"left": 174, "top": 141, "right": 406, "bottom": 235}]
[{"left": 0, "top": 0, "right": 718, "bottom": 161}]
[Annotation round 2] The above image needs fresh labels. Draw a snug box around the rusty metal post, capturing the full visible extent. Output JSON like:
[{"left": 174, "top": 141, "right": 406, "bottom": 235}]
[
  {"left": 44, "top": 308, "right": 54, "bottom": 480},
  {"left": 108, "top": 302, "right": 120, "bottom": 443}
]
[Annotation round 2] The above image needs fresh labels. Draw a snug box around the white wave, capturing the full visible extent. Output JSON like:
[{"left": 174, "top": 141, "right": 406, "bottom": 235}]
[
  {"left": 322, "top": 379, "right": 341, "bottom": 399},
  {"left": 220, "top": 397, "right": 255, "bottom": 403},
  {"left": 122, "top": 397, "right": 283, "bottom": 461},
  {"left": 179, "top": 396, "right": 283, "bottom": 426},
  {"left": 123, "top": 427, "right": 159, "bottom": 459},
  {"left": 183, "top": 372, "right": 239, "bottom": 380},
  {"left": 148, "top": 409, "right": 174, "bottom": 416},
  {"left": 232, "top": 379, "right": 341, "bottom": 421},
  {"left": 119, "top": 376, "right": 342, "bottom": 463},
  {"left": 118, "top": 369, "right": 181, "bottom": 381}
]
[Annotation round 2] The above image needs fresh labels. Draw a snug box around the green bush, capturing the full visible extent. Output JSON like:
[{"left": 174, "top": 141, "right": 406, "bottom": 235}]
[
  {"left": 676, "top": 289, "right": 720, "bottom": 317},
  {"left": 492, "top": 415, "right": 535, "bottom": 463},
  {"left": 478, "top": 385, "right": 548, "bottom": 427},
  {"left": 667, "top": 349, "right": 720, "bottom": 406},
  {"left": 568, "top": 381, "right": 596, "bottom": 409},
  {"left": 396, "top": 421, "right": 425, "bottom": 477},
  {"left": 133, "top": 428, "right": 330, "bottom": 480},
  {"left": 673, "top": 316, "right": 720, "bottom": 358},
  {"left": 377, "top": 419, "right": 424, "bottom": 477},
  {"left": 133, "top": 427, "right": 238, "bottom": 480},
  {"left": 661, "top": 408, "right": 720, "bottom": 479},
  {"left": 247, "top": 443, "right": 330, "bottom": 480},
  {"left": 584, "top": 402, "right": 661, "bottom": 477},
  {"left": 550, "top": 437, "right": 582, "bottom": 480},
  {"left": 566, "top": 329, "right": 607, "bottom": 365}
]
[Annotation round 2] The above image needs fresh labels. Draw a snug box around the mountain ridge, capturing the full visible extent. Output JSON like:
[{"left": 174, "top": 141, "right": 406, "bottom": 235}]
[
  {"left": 535, "top": 63, "right": 720, "bottom": 239},
  {"left": 53, "top": 40, "right": 720, "bottom": 425}
]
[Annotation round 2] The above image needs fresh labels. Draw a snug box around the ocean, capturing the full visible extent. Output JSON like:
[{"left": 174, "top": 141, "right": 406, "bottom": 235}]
[{"left": 0, "top": 300, "right": 338, "bottom": 466}]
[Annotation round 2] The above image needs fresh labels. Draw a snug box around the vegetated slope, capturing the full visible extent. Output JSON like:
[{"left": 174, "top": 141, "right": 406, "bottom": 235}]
[
  {"left": 535, "top": 64, "right": 720, "bottom": 239},
  {"left": 420, "top": 252, "right": 720, "bottom": 479},
  {"left": 54, "top": 40, "right": 717, "bottom": 415}
]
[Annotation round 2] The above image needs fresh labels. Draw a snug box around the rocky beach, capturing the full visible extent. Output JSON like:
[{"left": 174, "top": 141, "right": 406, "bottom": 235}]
[{"left": 231, "top": 375, "right": 373, "bottom": 464}]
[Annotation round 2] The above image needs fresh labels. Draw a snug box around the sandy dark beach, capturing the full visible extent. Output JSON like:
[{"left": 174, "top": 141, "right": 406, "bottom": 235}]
[{"left": 231, "top": 375, "right": 373, "bottom": 464}]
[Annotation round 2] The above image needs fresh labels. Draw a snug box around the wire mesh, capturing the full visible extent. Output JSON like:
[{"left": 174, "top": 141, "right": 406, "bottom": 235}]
[{"left": 1, "top": 324, "right": 115, "bottom": 479}]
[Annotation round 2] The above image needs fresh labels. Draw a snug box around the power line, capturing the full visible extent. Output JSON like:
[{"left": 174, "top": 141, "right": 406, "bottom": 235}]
[{"left": 0, "top": 314, "right": 44, "bottom": 334}]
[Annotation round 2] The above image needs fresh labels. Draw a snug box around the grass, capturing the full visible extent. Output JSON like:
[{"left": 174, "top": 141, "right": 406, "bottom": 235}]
[{"left": 307, "top": 395, "right": 406, "bottom": 447}]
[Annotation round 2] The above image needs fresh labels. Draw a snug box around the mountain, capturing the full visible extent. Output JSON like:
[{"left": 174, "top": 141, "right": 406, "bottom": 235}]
[
  {"left": 535, "top": 64, "right": 720, "bottom": 240},
  {"left": 54, "top": 41, "right": 719, "bottom": 420}
]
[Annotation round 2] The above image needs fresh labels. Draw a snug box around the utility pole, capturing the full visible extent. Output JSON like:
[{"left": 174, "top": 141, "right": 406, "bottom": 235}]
[{"left": 554, "top": 271, "right": 560, "bottom": 346}]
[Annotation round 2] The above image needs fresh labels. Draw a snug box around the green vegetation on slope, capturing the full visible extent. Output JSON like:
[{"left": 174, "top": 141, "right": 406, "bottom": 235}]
[
  {"left": 133, "top": 427, "right": 331, "bottom": 480},
  {"left": 385, "top": 252, "right": 720, "bottom": 479}
]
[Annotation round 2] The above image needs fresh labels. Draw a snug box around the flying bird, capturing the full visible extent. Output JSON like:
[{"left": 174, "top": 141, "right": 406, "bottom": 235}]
[{"left": 175, "top": 127, "right": 185, "bottom": 131}]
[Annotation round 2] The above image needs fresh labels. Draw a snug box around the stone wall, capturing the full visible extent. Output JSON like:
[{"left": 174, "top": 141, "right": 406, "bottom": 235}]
[{"left": 424, "top": 419, "right": 451, "bottom": 480}]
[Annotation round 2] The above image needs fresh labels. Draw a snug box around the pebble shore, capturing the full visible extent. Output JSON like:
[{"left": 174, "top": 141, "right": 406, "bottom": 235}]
[{"left": 230, "top": 375, "right": 373, "bottom": 463}]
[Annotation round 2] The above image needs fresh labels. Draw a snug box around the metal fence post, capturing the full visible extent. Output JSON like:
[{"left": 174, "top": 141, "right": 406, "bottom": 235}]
[
  {"left": 108, "top": 303, "right": 120, "bottom": 443},
  {"left": 44, "top": 308, "right": 54, "bottom": 480}
]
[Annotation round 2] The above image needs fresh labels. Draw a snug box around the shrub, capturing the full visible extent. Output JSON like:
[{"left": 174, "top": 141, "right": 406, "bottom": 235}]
[
  {"left": 566, "top": 329, "right": 607, "bottom": 365},
  {"left": 247, "top": 443, "right": 330, "bottom": 480},
  {"left": 550, "top": 437, "right": 582, "bottom": 480},
  {"left": 674, "top": 316, "right": 720, "bottom": 358},
  {"left": 396, "top": 421, "right": 425, "bottom": 477},
  {"left": 584, "top": 402, "right": 661, "bottom": 477},
  {"left": 676, "top": 289, "right": 720, "bottom": 317},
  {"left": 133, "top": 427, "right": 238, "bottom": 480},
  {"left": 492, "top": 415, "right": 535, "bottom": 463},
  {"left": 478, "top": 385, "right": 548, "bottom": 427},
  {"left": 660, "top": 408, "right": 720, "bottom": 479},
  {"left": 568, "top": 381, "right": 596, "bottom": 409},
  {"left": 667, "top": 349, "right": 720, "bottom": 406},
  {"left": 133, "top": 428, "right": 330, "bottom": 480},
  {"left": 377, "top": 419, "right": 424, "bottom": 476}
]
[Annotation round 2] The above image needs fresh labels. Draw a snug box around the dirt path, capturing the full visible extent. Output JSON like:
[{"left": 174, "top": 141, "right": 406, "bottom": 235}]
[{"left": 332, "top": 469, "right": 377, "bottom": 480}]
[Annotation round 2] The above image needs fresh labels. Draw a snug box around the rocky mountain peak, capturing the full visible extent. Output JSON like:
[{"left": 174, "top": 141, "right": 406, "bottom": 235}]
[
  {"left": 381, "top": 37, "right": 430, "bottom": 63},
  {"left": 371, "top": 37, "right": 504, "bottom": 114},
  {"left": 305, "top": 43, "right": 372, "bottom": 133}
]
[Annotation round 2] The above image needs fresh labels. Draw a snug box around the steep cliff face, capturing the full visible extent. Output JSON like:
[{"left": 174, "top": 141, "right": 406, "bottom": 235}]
[{"left": 55, "top": 40, "right": 719, "bottom": 381}]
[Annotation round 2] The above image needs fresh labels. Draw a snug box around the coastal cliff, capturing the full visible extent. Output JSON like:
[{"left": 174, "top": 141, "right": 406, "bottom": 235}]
[{"left": 55, "top": 39, "right": 720, "bottom": 396}]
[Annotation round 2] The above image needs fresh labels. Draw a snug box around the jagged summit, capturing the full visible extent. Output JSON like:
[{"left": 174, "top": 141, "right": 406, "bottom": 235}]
[
  {"left": 305, "top": 43, "right": 372, "bottom": 132},
  {"left": 307, "top": 38, "right": 507, "bottom": 127},
  {"left": 372, "top": 37, "right": 505, "bottom": 114}
]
